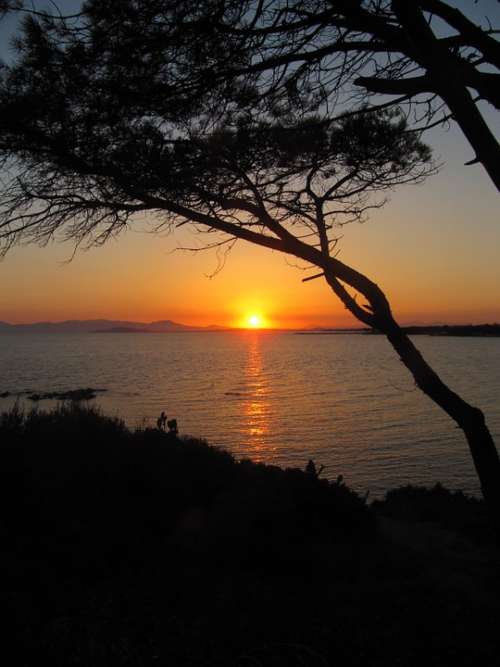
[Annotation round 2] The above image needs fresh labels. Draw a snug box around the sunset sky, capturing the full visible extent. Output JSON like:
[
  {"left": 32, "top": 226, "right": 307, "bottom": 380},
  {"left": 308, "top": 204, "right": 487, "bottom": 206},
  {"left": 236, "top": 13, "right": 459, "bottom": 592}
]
[{"left": 0, "top": 1, "right": 499, "bottom": 329}]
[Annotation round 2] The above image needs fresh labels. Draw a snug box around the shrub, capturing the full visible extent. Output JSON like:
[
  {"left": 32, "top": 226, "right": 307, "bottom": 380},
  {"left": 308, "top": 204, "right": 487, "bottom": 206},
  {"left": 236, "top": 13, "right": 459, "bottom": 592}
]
[
  {"left": 0, "top": 404, "right": 374, "bottom": 576},
  {"left": 372, "top": 483, "right": 491, "bottom": 543}
]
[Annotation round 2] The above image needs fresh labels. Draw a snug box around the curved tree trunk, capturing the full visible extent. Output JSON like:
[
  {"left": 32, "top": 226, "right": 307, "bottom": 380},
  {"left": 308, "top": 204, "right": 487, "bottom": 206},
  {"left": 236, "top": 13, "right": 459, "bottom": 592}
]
[
  {"left": 319, "top": 260, "right": 500, "bottom": 530},
  {"left": 385, "top": 325, "right": 500, "bottom": 524}
]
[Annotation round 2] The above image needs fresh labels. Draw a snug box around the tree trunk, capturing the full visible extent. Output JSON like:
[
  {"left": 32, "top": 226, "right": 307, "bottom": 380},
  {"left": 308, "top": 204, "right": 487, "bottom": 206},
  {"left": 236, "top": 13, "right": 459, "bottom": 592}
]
[
  {"left": 436, "top": 83, "right": 500, "bottom": 192},
  {"left": 321, "top": 262, "right": 500, "bottom": 531},
  {"left": 385, "top": 324, "right": 500, "bottom": 527}
]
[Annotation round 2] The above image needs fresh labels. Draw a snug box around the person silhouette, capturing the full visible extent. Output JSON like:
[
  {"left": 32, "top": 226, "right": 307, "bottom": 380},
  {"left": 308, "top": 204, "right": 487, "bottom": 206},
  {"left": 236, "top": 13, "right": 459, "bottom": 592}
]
[
  {"left": 157, "top": 411, "right": 167, "bottom": 431},
  {"left": 305, "top": 460, "right": 325, "bottom": 478}
]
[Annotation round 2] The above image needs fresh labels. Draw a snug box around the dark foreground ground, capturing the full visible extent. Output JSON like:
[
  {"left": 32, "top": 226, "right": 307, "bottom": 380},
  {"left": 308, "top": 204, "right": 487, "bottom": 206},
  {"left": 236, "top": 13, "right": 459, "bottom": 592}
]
[{"left": 1, "top": 405, "right": 498, "bottom": 666}]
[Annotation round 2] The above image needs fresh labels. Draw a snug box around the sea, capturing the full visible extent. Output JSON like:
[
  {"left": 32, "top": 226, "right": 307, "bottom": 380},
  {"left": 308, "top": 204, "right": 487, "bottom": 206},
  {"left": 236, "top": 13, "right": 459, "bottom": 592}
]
[{"left": 1, "top": 331, "right": 499, "bottom": 497}]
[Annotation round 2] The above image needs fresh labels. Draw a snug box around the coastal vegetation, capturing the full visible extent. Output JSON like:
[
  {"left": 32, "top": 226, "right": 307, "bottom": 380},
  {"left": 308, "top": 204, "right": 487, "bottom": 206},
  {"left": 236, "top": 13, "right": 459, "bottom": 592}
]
[
  {"left": 368, "top": 324, "right": 500, "bottom": 337},
  {"left": 1, "top": 403, "right": 498, "bottom": 665}
]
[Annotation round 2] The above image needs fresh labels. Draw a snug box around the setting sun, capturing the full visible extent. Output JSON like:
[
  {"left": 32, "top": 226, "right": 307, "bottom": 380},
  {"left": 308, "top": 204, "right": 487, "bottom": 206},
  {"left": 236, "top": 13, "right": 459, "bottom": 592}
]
[{"left": 246, "top": 313, "right": 264, "bottom": 328}]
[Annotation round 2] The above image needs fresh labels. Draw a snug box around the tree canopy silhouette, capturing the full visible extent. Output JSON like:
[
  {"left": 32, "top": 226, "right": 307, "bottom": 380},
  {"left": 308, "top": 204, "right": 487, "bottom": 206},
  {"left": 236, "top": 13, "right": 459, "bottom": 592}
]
[
  {"left": 188, "top": 0, "right": 500, "bottom": 189},
  {"left": 0, "top": 0, "right": 499, "bottom": 527}
]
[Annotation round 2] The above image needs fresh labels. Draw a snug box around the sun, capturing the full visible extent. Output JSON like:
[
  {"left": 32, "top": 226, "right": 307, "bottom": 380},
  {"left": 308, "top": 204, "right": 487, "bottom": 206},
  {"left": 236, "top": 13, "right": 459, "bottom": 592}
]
[{"left": 246, "top": 313, "right": 264, "bottom": 328}]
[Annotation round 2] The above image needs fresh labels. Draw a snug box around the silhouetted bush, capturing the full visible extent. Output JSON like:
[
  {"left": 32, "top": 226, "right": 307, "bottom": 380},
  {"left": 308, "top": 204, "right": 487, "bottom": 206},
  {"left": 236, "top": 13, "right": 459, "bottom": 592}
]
[
  {"left": 0, "top": 404, "right": 374, "bottom": 578},
  {"left": 2, "top": 406, "right": 499, "bottom": 667},
  {"left": 372, "top": 483, "right": 492, "bottom": 543}
]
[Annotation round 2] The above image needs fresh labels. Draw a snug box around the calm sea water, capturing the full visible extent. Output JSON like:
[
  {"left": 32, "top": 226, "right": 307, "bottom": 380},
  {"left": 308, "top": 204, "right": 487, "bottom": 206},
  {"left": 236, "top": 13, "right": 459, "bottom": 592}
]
[{"left": 1, "top": 331, "right": 499, "bottom": 496}]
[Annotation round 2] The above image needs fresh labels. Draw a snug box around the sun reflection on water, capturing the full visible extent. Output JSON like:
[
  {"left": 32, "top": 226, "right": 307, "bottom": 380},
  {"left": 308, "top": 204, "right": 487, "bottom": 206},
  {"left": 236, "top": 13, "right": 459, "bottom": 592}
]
[{"left": 243, "top": 334, "right": 273, "bottom": 459}]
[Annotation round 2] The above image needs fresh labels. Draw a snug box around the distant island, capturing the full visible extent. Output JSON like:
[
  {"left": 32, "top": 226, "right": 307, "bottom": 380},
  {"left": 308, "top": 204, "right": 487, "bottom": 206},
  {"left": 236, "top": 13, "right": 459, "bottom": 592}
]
[
  {"left": 367, "top": 324, "right": 500, "bottom": 337},
  {"left": 92, "top": 326, "right": 199, "bottom": 334},
  {"left": 296, "top": 324, "right": 500, "bottom": 337},
  {"left": 295, "top": 328, "right": 368, "bottom": 335},
  {"left": 0, "top": 319, "right": 227, "bottom": 334}
]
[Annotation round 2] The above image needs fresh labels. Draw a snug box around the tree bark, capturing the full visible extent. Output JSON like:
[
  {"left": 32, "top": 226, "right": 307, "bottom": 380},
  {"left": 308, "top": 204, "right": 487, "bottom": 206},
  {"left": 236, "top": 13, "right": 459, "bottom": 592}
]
[
  {"left": 385, "top": 324, "right": 500, "bottom": 526},
  {"left": 391, "top": 0, "right": 500, "bottom": 191},
  {"left": 435, "top": 83, "right": 500, "bottom": 192},
  {"left": 321, "top": 261, "right": 500, "bottom": 531}
]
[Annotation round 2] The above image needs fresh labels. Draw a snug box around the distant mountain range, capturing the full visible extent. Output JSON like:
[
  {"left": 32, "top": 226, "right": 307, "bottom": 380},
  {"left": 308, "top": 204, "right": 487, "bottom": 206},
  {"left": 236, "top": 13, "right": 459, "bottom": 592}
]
[
  {"left": 2, "top": 320, "right": 497, "bottom": 336},
  {"left": 0, "top": 319, "right": 227, "bottom": 334}
]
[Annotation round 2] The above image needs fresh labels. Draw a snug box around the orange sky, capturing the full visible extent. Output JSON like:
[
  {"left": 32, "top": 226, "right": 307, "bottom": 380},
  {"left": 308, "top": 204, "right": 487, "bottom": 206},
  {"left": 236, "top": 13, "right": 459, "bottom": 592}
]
[
  {"left": 0, "top": 1, "right": 499, "bottom": 329},
  {"left": 0, "top": 4, "right": 499, "bottom": 329},
  {"left": 1, "top": 123, "right": 499, "bottom": 328}
]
